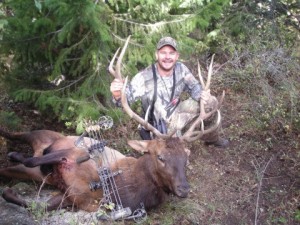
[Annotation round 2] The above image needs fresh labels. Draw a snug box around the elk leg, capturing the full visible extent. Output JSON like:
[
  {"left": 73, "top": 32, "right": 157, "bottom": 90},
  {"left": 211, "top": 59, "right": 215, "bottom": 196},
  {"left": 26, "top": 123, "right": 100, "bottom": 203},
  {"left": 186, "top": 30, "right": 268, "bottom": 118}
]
[
  {"left": 7, "top": 150, "right": 69, "bottom": 168},
  {"left": 2, "top": 188, "right": 73, "bottom": 212},
  {"left": 46, "top": 193, "right": 75, "bottom": 211},
  {"left": 2, "top": 187, "right": 28, "bottom": 207},
  {"left": 22, "top": 150, "right": 91, "bottom": 167},
  {"left": 0, "top": 128, "right": 65, "bottom": 154},
  {"left": 7, "top": 152, "right": 27, "bottom": 163},
  {"left": 0, "top": 164, "right": 44, "bottom": 182},
  {"left": 0, "top": 150, "right": 83, "bottom": 182}
]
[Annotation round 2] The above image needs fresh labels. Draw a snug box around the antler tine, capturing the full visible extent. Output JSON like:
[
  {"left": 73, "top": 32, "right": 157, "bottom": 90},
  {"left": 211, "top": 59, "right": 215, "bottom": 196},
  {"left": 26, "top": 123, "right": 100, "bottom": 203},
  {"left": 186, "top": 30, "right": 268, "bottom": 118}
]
[
  {"left": 199, "top": 54, "right": 218, "bottom": 119},
  {"left": 108, "top": 47, "right": 120, "bottom": 78},
  {"left": 108, "top": 36, "right": 131, "bottom": 80},
  {"left": 121, "top": 77, "right": 170, "bottom": 139},
  {"left": 181, "top": 110, "right": 221, "bottom": 142},
  {"left": 198, "top": 60, "right": 208, "bottom": 119},
  {"left": 197, "top": 54, "right": 215, "bottom": 91},
  {"left": 182, "top": 54, "right": 223, "bottom": 142},
  {"left": 115, "top": 35, "right": 131, "bottom": 80},
  {"left": 205, "top": 54, "right": 215, "bottom": 90},
  {"left": 198, "top": 61, "right": 205, "bottom": 88}
]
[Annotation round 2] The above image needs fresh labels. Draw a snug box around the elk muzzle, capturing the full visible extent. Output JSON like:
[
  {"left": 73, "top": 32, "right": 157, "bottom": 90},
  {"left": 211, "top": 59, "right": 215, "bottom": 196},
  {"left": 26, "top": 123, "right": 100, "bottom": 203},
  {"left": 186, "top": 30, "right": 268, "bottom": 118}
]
[{"left": 175, "top": 181, "right": 190, "bottom": 198}]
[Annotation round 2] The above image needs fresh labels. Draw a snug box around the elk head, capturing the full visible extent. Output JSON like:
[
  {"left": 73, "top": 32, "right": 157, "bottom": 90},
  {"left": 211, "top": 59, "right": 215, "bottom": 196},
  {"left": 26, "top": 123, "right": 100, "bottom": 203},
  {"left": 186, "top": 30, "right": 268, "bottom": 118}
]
[{"left": 127, "top": 138, "right": 190, "bottom": 198}]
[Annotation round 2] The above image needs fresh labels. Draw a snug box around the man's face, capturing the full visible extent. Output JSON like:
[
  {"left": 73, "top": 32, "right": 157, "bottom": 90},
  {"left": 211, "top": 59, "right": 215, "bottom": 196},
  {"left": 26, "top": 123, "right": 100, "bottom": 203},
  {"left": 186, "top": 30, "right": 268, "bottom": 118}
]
[{"left": 156, "top": 45, "right": 179, "bottom": 73}]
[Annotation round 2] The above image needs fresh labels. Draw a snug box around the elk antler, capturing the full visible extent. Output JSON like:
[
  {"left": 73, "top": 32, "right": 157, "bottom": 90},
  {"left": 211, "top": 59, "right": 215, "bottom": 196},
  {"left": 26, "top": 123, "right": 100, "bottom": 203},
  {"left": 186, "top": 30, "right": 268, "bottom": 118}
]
[
  {"left": 108, "top": 36, "right": 131, "bottom": 80},
  {"left": 181, "top": 110, "right": 221, "bottom": 142},
  {"left": 198, "top": 54, "right": 225, "bottom": 120},
  {"left": 181, "top": 55, "right": 225, "bottom": 142}
]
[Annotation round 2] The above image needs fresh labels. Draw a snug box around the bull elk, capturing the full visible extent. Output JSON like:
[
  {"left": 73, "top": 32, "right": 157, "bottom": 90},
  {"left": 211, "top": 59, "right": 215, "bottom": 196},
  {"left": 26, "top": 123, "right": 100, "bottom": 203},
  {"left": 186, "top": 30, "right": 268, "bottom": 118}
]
[{"left": 0, "top": 36, "right": 222, "bottom": 219}]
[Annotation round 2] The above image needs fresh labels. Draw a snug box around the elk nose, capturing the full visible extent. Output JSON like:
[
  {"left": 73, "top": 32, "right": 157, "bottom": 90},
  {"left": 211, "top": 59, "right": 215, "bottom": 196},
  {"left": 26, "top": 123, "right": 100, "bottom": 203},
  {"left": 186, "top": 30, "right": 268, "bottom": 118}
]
[{"left": 177, "top": 183, "right": 190, "bottom": 198}]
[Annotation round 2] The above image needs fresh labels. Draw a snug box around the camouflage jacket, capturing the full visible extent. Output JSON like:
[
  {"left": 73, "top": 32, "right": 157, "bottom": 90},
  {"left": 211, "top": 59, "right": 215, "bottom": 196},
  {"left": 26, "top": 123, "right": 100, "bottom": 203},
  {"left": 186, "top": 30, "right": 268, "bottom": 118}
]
[{"left": 118, "top": 61, "right": 202, "bottom": 123}]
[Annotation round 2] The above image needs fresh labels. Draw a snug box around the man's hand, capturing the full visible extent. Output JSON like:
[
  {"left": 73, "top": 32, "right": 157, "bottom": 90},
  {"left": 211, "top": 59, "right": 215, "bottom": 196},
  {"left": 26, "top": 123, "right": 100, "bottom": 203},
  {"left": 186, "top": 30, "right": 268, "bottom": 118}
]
[
  {"left": 110, "top": 78, "right": 124, "bottom": 100},
  {"left": 200, "top": 89, "right": 212, "bottom": 105}
]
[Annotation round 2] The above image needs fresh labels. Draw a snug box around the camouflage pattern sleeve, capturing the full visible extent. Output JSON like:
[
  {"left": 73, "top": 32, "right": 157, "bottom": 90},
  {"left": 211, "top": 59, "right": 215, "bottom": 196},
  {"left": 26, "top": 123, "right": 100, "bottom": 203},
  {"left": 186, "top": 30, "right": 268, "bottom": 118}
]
[
  {"left": 112, "top": 65, "right": 153, "bottom": 108},
  {"left": 180, "top": 63, "right": 202, "bottom": 101},
  {"left": 126, "top": 71, "right": 146, "bottom": 104}
]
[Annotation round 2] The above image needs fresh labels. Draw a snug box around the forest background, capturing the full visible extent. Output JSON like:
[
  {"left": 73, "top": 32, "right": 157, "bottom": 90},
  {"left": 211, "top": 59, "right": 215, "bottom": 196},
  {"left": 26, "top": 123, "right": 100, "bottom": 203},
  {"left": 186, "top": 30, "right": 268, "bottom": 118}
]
[{"left": 0, "top": 0, "right": 299, "bottom": 225}]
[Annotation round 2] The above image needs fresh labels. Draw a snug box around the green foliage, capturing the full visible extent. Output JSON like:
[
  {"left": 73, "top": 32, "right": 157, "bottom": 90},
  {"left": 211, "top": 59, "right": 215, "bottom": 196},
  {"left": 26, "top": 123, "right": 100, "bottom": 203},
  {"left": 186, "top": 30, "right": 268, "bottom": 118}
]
[
  {"left": 213, "top": 1, "right": 300, "bottom": 138},
  {"left": 28, "top": 200, "right": 48, "bottom": 221},
  {"left": 220, "top": 33, "right": 300, "bottom": 137},
  {"left": 109, "top": 0, "right": 231, "bottom": 73},
  {"left": 0, "top": 0, "right": 231, "bottom": 131},
  {"left": 1, "top": 0, "right": 114, "bottom": 131},
  {"left": 222, "top": 0, "right": 300, "bottom": 42},
  {"left": 0, "top": 110, "right": 22, "bottom": 130},
  {"left": 295, "top": 209, "right": 300, "bottom": 221},
  {"left": 204, "top": 0, "right": 300, "bottom": 60}
]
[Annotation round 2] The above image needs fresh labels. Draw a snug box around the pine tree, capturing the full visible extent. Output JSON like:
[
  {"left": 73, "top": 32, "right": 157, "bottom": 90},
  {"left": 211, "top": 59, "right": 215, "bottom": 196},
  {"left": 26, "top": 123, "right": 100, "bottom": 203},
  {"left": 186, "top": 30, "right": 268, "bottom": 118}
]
[{"left": 1, "top": 0, "right": 116, "bottom": 131}]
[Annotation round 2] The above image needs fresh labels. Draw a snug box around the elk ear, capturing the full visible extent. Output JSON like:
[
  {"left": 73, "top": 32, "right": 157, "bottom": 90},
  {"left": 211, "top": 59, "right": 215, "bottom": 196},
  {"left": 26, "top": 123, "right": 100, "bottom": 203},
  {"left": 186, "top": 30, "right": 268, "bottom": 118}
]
[{"left": 127, "top": 140, "right": 150, "bottom": 153}]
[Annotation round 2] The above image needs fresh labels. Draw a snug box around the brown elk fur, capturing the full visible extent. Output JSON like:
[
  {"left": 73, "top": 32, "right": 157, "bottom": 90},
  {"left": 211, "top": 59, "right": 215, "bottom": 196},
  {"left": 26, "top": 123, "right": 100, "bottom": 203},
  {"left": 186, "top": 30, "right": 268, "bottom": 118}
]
[{"left": 0, "top": 128, "right": 190, "bottom": 212}]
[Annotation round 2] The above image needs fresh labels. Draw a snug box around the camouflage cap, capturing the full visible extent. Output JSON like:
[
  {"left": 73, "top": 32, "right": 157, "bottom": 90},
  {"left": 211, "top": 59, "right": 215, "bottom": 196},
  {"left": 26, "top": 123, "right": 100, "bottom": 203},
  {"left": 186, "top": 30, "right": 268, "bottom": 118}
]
[{"left": 156, "top": 37, "right": 178, "bottom": 51}]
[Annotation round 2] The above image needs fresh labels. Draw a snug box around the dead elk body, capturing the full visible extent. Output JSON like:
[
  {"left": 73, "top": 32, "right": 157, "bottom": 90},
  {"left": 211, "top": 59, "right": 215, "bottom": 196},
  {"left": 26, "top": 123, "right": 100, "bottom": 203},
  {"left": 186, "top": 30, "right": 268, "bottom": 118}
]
[{"left": 0, "top": 128, "right": 190, "bottom": 212}]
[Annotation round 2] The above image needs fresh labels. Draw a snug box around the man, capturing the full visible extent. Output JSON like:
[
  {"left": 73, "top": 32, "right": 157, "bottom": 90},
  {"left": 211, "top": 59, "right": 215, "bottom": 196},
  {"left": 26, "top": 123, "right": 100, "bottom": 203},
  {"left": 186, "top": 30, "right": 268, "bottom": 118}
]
[{"left": 110, "top": 36, "right": 228, "bottom": 148}]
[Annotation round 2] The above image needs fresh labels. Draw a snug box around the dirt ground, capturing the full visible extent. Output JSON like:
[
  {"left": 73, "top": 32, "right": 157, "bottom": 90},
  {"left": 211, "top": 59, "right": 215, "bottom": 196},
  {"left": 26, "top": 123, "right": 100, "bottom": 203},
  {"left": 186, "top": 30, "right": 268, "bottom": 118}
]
[{"left": 0, "top": 92, "right": 299, "bottom": 225}]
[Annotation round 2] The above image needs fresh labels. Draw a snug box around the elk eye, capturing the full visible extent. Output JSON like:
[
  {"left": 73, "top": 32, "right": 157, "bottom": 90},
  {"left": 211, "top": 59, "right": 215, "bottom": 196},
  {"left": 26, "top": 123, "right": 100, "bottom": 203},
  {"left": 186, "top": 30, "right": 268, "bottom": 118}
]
[{"left": 157, "top": 155, "right": 164, "bottom": 162}]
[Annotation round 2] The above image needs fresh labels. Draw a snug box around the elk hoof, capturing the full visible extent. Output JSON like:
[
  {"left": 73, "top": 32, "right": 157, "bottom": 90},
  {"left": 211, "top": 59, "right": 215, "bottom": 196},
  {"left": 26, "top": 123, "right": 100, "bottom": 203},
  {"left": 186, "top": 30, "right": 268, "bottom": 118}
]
[
  {"left": 7, "top": 152, "right": 25, "bottom": 162},
  {"left": 2, "top": 187, "right": 28, "bottom": 208}
]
